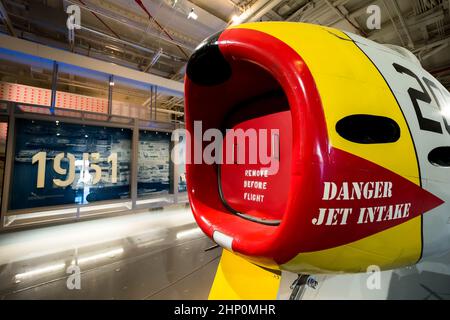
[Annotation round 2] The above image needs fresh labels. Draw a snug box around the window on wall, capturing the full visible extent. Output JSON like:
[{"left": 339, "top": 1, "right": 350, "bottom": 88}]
[
  {"left": 137, "top": 130, "right": 171, "bottom": 197},
  {"left": 0, "top": 49, "right": 54, "bottom": 115},
  {"left": 10, "top": 118, "right": 132, "bottom": 210},
  {"left": 111, "top": 76, "right": 175, "bottom": 123},
  {"left": 0, "top": 48, "right": 54, "bottom": 91},
  {"left": 112, "top": 77, "right": 152, "bottom": 120},
  {"left": 56, "top": 63, "right": 110, "bottom": 119}
]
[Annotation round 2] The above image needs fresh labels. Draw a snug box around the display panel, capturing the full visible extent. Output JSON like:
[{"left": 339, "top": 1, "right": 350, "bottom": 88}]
[
  {"left": 178, "top": 133, "right": 187, "bottom": 193},
  {"left": 10, "top": 119, "right": 131, "bottom": 210},
  {"left": 137, "top": 130, "right": 170, "bottom": 197},
  {"left": 0, "top": 118, "right": 8, "bottom": 208}
]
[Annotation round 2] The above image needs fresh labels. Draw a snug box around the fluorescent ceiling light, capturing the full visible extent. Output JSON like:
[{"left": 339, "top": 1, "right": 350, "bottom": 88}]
[{"left": 231, "top": 14, "right": 241, "bottom": 24}]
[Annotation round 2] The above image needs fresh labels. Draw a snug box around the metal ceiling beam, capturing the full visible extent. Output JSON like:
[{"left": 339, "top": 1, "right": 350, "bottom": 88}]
[
  {"left": 86, "top": 0, "right": 191, "bottom": 43},
  {"left": 134, "top": 0, "right": 189, "bottom": 58},
  {"left": 0, "top": 33, "right": 184, "bottom": 96},
  {"left": 65, "top": 0, "right": 195, "bottom": 51},
  {"left": 381, "top": 0, "right": 406, "bottom": 47},
  {"left": 4, "top": 8, "right": 185, "bottom": 73},
  {"left": 266, "top": 9, "right": 283, "bottom": 21},
  {"left": 231, "top": 0, "right": 271, "bottom": 25},
  {"left": 74, "top": 33, "right": 178, "bottom": 67},
  {"left": 286, "top": 2, "right": 315, "bottom": 22},
  {"left": 0, "top": 23, "right": 175, "bottom": 77},
  {"left": 412, "top": 36, "right": 450, "bottom": 60},
  {"left": 392, "top": 0, "right": 414, "bottom": 48},
  {"left": 367, "top": 6, "right": 447, "bottom": 45},
  {"left": 76, "top": 0, "right": 121, "bottom": 39},
  {"left": 323, "top": 0, "right": 367, "bottom": 36},
  {"left": 420, "top": 42, "right": 448, "bottom": 60},
  {"left": 79, "top": 25, "right": 185, "bottom": 62},
  {"left": 247, "top": 0, "right": 284, "bottom": 22},
  {"left": 0, "top": 0, "right": 16, "bottom": 37},
  {"left": 348, "top": 0, "right": 379, "bottom": 19}
]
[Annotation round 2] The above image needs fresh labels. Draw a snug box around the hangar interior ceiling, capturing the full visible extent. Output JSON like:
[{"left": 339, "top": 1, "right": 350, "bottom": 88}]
[{"left": 0, "top": 0, "right": 449, "bottom": 118}]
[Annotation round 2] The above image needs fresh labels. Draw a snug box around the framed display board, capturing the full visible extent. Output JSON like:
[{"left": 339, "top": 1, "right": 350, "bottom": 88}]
[{"left": 10, "top": 118, "right": 132, "bottom": 210}]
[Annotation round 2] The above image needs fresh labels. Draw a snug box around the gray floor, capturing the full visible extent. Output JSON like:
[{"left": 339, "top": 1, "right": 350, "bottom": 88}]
[
  {"left": 3, "top": 204, "right": 447, "bottom": 300},
  {"left": 0, "top": 206, "right": 221, "bottom": 300}
]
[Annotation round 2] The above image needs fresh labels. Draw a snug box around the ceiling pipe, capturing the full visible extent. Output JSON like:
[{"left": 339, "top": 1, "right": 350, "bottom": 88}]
[
  {"left": 231, "top": 0, "right": 271, "bottom": 25},
  {"left": 80, "top": 26, "right": 185, "bottom": 62},
  {"left": 0, "top": 0, "right": 16, "bottom": 37},
  {"left": 392, "top": 0, "right": 414, "bottom": 48},
  {"left": 76, "top": 0, "right": 121, "bottom": 39},
  {"left": 144, "top": 48, "right": 164, "bottom": 72},
  {"left": 381, "top": 0, "right": 406, "bottom": 47},
  {"left": 157, "top": 108, "right": 184, "bottom": 116},
  {"left": 75, "top": 33, "right": 179, "bottom": 67},
  {"left": 429, "top": 64, "right": 450, "bottom": 74},
  {"left": 420, "top": 42, "right": 448, "bottom": 60},
  {"left": 412, "top": 36, "right": 450, "bottom": 54},
  {"left": 323, "top": 0, "right": 367, "bottom": 36},
  {"left": 303, "top": 1, "right": 334, "bottom": 23},
  {"left": 286, "top": 2, "right": 315, "bottom": 22},
  {"left": 141, "top": 96, "right": 184, "bottom": 115},
  {"left": 65, "top": 0, "right": 194, "bottom": 51},
  {"left": 0, "top": 14, "right": 181, "bottom": 74},
  {"left": 226, "top": 0, "right": 244, "bottom": 12},
  {"left": 134, "top": 0, "right": 189, "bottom": 58},
  {"left": 247, "top": 0, "right": 284, "bottom": 22}
]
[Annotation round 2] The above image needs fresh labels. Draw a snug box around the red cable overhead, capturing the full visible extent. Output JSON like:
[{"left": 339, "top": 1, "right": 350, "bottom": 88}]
[
  {"left": 134, "top": 0, "right": 189, "bottom": 58},
  {"left": 77, "top": 0, "right": 121, "bottom": 39}
]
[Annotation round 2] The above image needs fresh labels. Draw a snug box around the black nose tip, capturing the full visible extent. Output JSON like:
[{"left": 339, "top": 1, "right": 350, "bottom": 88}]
[{"left": 186, "top": 30, "right": 232, "bottom": 86}]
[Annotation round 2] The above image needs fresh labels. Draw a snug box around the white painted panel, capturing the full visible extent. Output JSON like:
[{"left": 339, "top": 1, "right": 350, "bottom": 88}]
[
  {"left": 345, "top": 32, "right": 450, "bottom": 259},
  {"left": 213, "top": 231, "right": 233, "bottom": 251}
]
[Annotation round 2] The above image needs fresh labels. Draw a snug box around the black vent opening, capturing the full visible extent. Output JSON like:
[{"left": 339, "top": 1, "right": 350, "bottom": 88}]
[
  {"left": 428, "top": 147, "right": 450, "bottom": 167},
  {"left": 186, "top": 30, "right": 231, "bottom": 86},
  {"left": 336, "top": 115, "right": 400, "bottom": 144}
]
